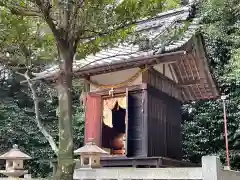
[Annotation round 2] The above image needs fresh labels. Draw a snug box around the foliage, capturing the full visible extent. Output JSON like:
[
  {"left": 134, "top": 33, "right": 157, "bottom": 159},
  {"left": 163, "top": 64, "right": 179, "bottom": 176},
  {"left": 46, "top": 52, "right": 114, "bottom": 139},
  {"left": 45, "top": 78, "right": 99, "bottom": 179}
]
[
  {"left": 182, "top": 0, "right": 240, "bottom": 170},
  {"left": 0, "top": 8, "right": 56, "bottom": 67},
  {"left": 201, "top": 0, "right": 240, "bottom": 85},
  {"left": 182, "top": 92, "right": 240, "bottom": 169},
  {"left": 0, "top": 0, "right": 181, "bottom": 63},
  {"left": 0, "top": 72, "right": 85, "bottom": 178},
  {"left": 74, "top": 0, "right": 181, "bottom": 58},
  {"left": 0, "top": 1, "right": 181, "bottom": 179},
  {"left": 0, "top": 73, "right": 55, "bottom": 177}
]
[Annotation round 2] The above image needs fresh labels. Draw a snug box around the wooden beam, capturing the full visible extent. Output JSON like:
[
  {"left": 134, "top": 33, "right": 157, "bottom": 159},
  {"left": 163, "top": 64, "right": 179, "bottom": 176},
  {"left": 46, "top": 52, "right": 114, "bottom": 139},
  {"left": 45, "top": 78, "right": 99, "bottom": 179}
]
[
  {"left": 179, "top": 79, "right": 201, "bottom": 87},
  {"left": 20, "top": 51, "right": 187, "bottom": 84},
  {"left": 168, "top": 64, "right": 178, "bottom": 82},
  {"left": 80, "top": 76, "right": 91, "bottom": 107},
  {"left": 193, "top": 35, "right": 219, "bottom": 97},
  {"left": 171, "top": 62, "right": 184, "bottom": 84},
  {"left": 147, "top": 67, "right": 183, "bottom": 101},
  {"left": 74, "top": 51, "right": 186, "bottom": 78},
  {"left": 141, "top": 66, "right": 149, "bottom": 83},
  {"left": 162, "top": 64, "right": 166, "bottom": 76},
  {"left": 89, "top": 83, "right": 147, "bottom": 97},
  {"left": 149, "top": 67, "right": 179, "bottom": 87}
]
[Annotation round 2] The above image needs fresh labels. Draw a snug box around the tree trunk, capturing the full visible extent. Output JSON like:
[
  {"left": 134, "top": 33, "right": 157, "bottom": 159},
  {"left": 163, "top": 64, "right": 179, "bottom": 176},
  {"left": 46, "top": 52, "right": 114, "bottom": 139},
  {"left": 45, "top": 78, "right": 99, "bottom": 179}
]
[{"left": 53, "top": 48, "right": 75, "bottom": 180}]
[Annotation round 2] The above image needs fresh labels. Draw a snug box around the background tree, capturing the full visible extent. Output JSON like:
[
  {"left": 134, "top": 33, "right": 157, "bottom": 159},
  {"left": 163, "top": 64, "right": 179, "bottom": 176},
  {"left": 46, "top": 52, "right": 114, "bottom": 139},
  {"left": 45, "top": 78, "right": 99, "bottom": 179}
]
[
  {"left": 0, "top": 8, "right": 58, "bottom": 177},
  {"left": 182, "top": 0, "right": 240, "bottom": 170},
  {"left": 0, "top": 68, "right": 85, "bottom": 178},
  {"left": 0, "top": 7, "right": 85, "bottom": 178},
  {"left": 0, "top": 0, "right": 180, "bottom": 179}
]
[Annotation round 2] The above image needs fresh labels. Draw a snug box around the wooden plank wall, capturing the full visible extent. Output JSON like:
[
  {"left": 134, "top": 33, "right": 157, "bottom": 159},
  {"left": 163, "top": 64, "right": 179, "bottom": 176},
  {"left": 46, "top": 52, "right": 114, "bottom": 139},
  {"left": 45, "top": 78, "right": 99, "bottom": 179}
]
[
  {"left": 147, "top": 86, "right": 182, "bottom": 160},
  {"left": 147, "top": 88, "right": 167, "bottom": 157},
  {"left": 143, "top": 68, "right": 182, "bottom": 101},
  {"left": 141, "top": 68, "right": 182, "bottom": 159},
  {"left": 166, "top": 92, "right": 182, "bottom": 160}
]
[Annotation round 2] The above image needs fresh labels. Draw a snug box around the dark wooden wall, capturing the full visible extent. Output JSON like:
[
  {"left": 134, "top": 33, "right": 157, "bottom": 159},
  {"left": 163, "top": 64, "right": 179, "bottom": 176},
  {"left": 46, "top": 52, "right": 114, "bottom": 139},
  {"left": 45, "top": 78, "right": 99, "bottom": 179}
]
[
  {"left": 127, "top": 90, "right": 147, "bottom": 157},
  {"left": 0, "top": 160, "right": 4, "bottom": 170},
  {"left": 126, "top": 84, "right": 182, "bottom": 159},
  {"left": 146, "top": 85, "right": 182, "bottom": 160},
  {"left": 141, "top": 68, "right": 183, "bottom": 159},
  {"left": 85, "top": 80, "right": 182, "bottom": 160}
]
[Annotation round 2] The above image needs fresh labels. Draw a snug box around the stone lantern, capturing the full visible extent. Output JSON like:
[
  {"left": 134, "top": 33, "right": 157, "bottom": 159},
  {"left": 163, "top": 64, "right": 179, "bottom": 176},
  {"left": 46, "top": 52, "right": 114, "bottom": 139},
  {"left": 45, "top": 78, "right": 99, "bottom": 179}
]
[
  {"left": 0, "top": 144, "right": 31, "bottom": 178},
  {"left": 74, "top": 139, "right": 109, "bottom": 168}
]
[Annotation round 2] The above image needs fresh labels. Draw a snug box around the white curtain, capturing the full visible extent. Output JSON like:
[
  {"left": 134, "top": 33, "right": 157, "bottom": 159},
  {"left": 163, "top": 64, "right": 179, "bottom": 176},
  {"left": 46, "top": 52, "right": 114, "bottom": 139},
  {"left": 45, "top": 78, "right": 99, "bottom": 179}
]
[{"left": 103, "top": 97, "right": 126, "bottom": 127}]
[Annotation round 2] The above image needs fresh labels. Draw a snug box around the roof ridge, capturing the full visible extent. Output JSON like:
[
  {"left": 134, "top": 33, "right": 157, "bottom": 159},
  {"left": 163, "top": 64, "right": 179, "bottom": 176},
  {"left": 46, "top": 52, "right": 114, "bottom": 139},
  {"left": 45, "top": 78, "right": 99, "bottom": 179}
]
[{"left": 135, "top": 5, "right": 191, "bottom": 27}]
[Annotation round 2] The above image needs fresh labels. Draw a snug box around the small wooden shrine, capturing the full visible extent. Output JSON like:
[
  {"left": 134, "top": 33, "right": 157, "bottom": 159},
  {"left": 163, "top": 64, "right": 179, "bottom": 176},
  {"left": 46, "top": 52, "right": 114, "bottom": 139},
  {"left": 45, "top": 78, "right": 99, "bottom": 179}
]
[
  {"left": 81, "top": 5, "right": 218, "bottom": 162},
  {"left": 35, "top": 3, "right": 218, "bottom": 167}
]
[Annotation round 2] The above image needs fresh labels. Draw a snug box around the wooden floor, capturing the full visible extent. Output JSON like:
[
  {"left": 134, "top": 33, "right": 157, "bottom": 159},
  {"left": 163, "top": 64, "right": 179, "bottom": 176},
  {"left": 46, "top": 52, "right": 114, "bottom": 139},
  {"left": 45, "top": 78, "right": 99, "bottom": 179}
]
[{"left": 100, "top": 156, "right": 198, "bottom": 168}]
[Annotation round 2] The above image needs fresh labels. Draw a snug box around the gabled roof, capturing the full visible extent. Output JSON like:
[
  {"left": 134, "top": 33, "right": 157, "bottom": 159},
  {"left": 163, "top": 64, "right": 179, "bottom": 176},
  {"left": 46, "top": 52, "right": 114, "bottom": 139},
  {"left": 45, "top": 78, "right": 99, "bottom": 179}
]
[
  {"left": 28, "top": 2, "right": 219, "bottom": 102},
  {"left": 34, "top": 4, "right": 200, "bottom": 79}
]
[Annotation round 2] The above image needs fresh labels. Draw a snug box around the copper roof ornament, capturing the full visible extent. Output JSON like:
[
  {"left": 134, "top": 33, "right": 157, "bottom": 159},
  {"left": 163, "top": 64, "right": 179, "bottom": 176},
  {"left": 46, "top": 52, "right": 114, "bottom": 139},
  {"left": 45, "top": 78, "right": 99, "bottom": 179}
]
[{"left": 109, "top": 88, "right": 114, "bottom": 97}]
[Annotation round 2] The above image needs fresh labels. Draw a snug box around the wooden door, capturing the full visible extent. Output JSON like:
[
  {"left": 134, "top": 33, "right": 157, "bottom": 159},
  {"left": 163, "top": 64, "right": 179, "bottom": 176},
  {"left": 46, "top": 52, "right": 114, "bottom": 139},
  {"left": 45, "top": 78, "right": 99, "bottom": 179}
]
[
  {"left": 127, "top": 91, "right": 145, "bottom": 157},
  {"left": 85, "top": 93, "right": 102, "bottom": 146}
]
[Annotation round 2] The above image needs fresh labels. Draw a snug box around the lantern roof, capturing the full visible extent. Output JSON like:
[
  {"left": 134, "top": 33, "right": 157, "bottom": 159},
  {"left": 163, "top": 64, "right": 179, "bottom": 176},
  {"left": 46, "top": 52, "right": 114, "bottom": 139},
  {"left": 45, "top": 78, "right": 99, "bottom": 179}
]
[
  {"left": 0, "top": 144, "right": 32, "bottom": 160},
  {"left": 74, "top": 139, "right": 109, "bottom": 155}
]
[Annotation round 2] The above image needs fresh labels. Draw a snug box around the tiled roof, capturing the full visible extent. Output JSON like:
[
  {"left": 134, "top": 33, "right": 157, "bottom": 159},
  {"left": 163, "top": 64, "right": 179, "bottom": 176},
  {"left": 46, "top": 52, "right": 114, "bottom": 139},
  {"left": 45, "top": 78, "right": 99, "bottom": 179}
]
[{"left": 35, "top": 4, "right": 200, "bottom": 79}]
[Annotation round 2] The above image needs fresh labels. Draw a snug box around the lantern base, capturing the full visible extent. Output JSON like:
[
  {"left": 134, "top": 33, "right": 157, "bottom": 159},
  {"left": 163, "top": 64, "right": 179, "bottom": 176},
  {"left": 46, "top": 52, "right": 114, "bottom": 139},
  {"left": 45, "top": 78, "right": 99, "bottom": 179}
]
[{"left": 0, "top": 170, "right": 28, "bottom": 177}]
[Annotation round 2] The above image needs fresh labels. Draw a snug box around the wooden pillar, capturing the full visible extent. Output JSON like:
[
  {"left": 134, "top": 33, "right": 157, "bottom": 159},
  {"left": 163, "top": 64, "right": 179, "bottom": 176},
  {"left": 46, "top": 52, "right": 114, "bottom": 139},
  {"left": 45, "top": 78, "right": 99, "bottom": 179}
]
[
  {"left": 141, "top": 66, "right": 149, "bottom": 83},
  {"left": 84, "top": 76, "right": 90, "bottom": 93},
  {"left": 80, "top": 76, "right": 90, "bottom": 108}
]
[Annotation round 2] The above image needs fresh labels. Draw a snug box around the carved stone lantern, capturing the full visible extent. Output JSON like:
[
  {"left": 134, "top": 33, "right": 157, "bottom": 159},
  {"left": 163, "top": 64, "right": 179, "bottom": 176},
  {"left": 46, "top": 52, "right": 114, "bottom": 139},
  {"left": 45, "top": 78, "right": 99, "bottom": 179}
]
[
  {"left": 74, "top": 139, "right": 109, "bottom": 168},
  {"left": 0, "top": 144, "right": 31, "bottom": 178}
]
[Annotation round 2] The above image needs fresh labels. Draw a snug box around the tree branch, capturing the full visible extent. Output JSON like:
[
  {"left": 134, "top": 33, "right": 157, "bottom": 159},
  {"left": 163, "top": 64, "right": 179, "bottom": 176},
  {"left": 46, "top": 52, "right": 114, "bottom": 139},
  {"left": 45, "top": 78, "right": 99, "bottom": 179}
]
[
  {"left": 69, "top": 0, "right": 84, "bottom": 42},
  {"left": 0, "top": 2, "right": 42, "bottom": 17},
  {"left": 16, "top": 71, "right": 59, "bottom": 155},
  {"left": 34, "top": 0, "right": 62, "bottom": 44},
  {"left": 78, "top": 20, "right": 137, "bottom": 41}
]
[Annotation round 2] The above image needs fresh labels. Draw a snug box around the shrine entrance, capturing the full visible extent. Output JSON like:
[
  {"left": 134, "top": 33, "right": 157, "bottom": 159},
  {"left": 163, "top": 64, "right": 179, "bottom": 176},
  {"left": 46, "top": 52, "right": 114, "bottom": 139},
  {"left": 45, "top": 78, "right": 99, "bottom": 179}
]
[
  {"left": 101, "top": 96, "right": 127, "bottom": 156},
  {"left": 85, "top": 90, "right": 145, "bottom": 157}
]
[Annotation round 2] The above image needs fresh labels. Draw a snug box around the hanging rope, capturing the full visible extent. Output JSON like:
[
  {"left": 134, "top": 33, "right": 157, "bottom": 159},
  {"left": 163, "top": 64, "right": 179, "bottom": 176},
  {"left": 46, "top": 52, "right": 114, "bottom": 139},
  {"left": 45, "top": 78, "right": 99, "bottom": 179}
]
[{"left": 86, "top": 66, "right": 149, "bottom": 89}]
